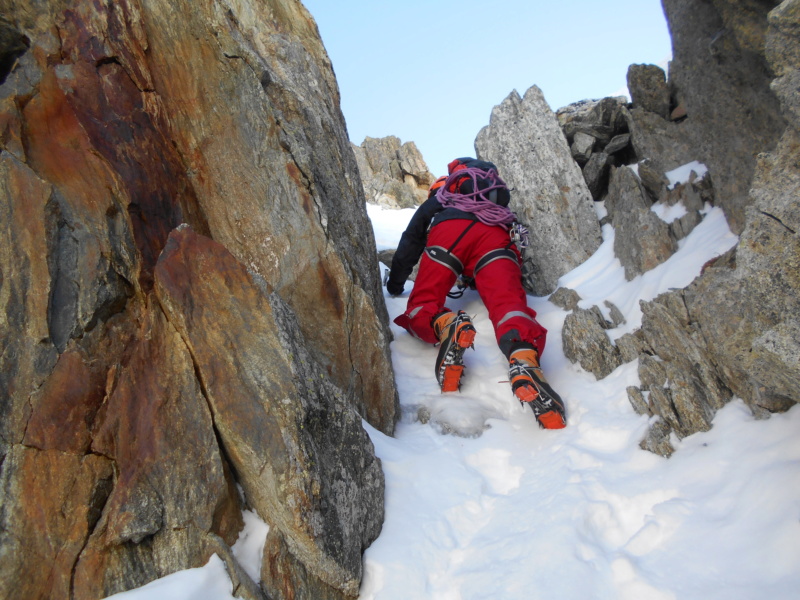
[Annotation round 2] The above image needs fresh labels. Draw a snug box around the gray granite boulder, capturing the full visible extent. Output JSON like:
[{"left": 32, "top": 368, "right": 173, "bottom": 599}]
[{"left": 476, "top": 85, "right": 602, "bottom": 295}]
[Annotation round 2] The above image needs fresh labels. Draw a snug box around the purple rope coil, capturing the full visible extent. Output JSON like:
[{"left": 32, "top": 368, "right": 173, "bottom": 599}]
[{"left": 437, "top": 167, "right": 516, "bottom": 227}]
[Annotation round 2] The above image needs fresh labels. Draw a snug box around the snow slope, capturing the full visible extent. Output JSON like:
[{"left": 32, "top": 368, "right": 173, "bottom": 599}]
[{"left": 109, "top": 167, "right": 800, "bottom": 600}]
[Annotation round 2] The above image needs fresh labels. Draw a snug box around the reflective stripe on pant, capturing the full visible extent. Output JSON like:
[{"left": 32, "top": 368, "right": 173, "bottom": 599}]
[
  {"left": 394, "top": 247, "right": 458, "bottom": 344},
  {"left": 394, "top": 219, "right": 547, "bottom": 355},
  {"left": 475, "top": 255, "right": 547, "bottom": 357}
]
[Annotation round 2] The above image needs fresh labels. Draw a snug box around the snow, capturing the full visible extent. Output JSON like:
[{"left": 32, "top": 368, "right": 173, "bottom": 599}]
[
  {"left": 367, "top": 204, "right": 417, "bottom": 251},
  {"left": 105, "top": 555, "right": 237, "bottom": 600},
  {"left": 231, "top": 509, "right": 270, "bottom": 583},
  {"left": 651, "top": 200, "right": 687, "bottom": 224},
  {"left": 108, "top": 162, "right": 800, "bottom": 600},
  {"left": 665, "top": 160, "right": 708, "bottom": 190}
]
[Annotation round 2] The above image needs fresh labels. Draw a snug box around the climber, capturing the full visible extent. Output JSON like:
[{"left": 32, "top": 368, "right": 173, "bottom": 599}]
[{"left": 385, "top": 157, "right": 566, "bottom": 429}]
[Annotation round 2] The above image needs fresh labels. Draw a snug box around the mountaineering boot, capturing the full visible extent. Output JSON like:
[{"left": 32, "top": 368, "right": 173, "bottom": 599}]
[
  {"left": 433, "top": 310, "right": 476, "bottom": 392},
  {"left": 508, "top": 347, "right": 567, "bottom": 429}
]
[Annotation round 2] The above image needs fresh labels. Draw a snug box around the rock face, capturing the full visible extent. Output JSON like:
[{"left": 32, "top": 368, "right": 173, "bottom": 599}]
[
  {"left": 559, "top": 0, "right": 800, "bottom": 456},
  {"left": 662, "top": 0, "right": 787, "bottom": 234},
  {"left": 154, "top": 228, "right": 384, "bottom": 599},
  {"left": 475, "top": 85, "right": 603, "bottom": 295},
  {"left": 625, "top": 104, "right": 695, "bottom": 178},
  {"left": 352, "top": 136, "right": 435, "bottom": 208},
  {"left": 0, "top": 1, "right": 396, "bottom": 599},
  {"left": 606, "top": 165, "right": 678, "bottom": 280}
]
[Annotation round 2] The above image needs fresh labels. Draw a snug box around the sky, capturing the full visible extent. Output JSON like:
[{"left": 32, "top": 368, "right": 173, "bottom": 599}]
[
  {"left": 302, "top": 0, "right": 673, "bottom": 175},
  {"left": 110, "top": 164, "right": 800, "bottom": 600}
]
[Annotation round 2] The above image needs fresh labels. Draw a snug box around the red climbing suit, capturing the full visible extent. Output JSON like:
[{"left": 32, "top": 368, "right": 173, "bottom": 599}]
[{"left": 394, "top": 218, "right": 547, "bottom": 356}]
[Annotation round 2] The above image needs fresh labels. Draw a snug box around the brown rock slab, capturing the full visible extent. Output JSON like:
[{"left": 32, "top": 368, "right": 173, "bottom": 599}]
[
  {"left": 72, "top": 302, "right": 242, "bottom": 599},
  {"left": 154, "top": 226, "right": 384, "bottom": 599},
  {"left": 0, "top": 447, "right": 113, "bottom": 600}
]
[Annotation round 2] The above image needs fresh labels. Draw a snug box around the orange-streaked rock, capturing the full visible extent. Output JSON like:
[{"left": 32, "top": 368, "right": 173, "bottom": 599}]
[
  {"left": 155, "top": 226, "right": 384, "bottom": 599},
  {"left": 1, "top": 1, "right": 395, "bottom": 598},
  {"left": 72, "top": 301, "right": 242, "bottom": 599}
]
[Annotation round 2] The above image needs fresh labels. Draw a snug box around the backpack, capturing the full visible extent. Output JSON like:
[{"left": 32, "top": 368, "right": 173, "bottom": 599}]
[
  {"left": 428, "top": 175, "right": 448, "bottom": 197},
  {"left": 444, "top": 157, "right": 511, "bottom": 207}
]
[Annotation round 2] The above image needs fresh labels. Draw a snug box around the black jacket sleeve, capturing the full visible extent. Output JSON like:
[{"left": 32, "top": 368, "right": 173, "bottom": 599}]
[{"left": 386, "top": 195, "right": 442, "bottom": 295}]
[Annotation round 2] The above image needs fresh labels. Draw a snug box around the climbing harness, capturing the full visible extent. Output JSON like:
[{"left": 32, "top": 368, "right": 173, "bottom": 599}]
[{"left": 424, "top": 221, "right": 477, "bottom": 277}]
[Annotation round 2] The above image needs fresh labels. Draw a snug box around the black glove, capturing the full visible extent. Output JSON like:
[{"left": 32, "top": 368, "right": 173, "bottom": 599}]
[
  {"left": 383, "top": 267, "right": 404, "bottom": 296},
  {"left": 386, "top": 280, "right": 404, "bottom": 296}
]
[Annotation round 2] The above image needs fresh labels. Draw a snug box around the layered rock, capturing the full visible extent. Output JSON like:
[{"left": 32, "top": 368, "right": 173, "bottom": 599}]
[
  {"left": 557, "top": 96, "right": 635, "bottom": 201},
  {"left": 562, "top": 306, "right": 623, "bottom": 380},
  {"left": 556, "top": 64, "right": 698, "bottom": 206},
  {"left": 0, "top": 1, "right": 395, "bottom": 598},
  {"left": 624, "top": 63, "right": 696, "bottom": 179},
  {"left": 629, "top": 0, "right": 800, "bottom": 451},
  {"left": 353, "top": 136, "right": 435, "bottom": 208},
  {"left": 476, "top": 85, "right": 603, "bottom": 295}
]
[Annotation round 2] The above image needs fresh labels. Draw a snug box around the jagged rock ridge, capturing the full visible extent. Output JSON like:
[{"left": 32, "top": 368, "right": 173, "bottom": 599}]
[
  {"left": 554, "top": 0, "right": 799, "bottom": 455},
  {"left": 352, "top": 135, "right": 435, "bottom": 209}
]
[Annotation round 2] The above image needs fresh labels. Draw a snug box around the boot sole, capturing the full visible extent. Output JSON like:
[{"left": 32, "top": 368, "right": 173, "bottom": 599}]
[
  {"left": 513, "top": 382, "right": 567, "bottom": 429},
  {"left": 436, "top": 322, "right": 476, "bottom": 392},
  {"left": 440, "top": 365, "right": 465, "bottom": 393},
  {"left": 536, "top": 410, "right": 567, "bottom": 429}
]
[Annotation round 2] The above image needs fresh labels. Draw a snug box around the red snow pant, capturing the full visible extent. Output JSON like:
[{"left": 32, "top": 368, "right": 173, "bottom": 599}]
[{"left": 394, "top": 219, "right": 547, "bottom": 358}]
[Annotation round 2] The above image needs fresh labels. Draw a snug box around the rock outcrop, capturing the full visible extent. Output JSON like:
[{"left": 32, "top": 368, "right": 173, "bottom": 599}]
[
  {"left": 555, "top": 66, "right": 697, "bottom": 207},
  {"left": 627, "top": 63, "right": 671, "bottom": 119},
  {"left": 662, "top": 0, "right": 787, "bottom": 234},
  {"left": 606, "top": 165, "right": 677, "bottom": 279},
  {"left": 353, "top": 136, "right": 435, "bottom": 208},
  {"left": 559, "top": 0, "right": 800, "bottom": 456},
  {"left": 0, "top": 1, "right": 396, "bottom": 599},
  {"left": 556, "top": 96, "right": 635, "bottom": 202},
  {"left": 475, "top": 85, "right": 603, "bottom": 296},
  {"left": 628, "top": 0, "right": 800, "bottom": 452},
  {"left": 562, "top": 306, "right": 623, "bottom": 380}
]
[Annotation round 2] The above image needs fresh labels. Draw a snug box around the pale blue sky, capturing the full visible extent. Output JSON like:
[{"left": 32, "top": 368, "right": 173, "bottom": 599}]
[{"left": 302, "top": 1, "right": 672, "bottom": 176}]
